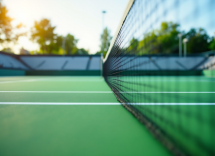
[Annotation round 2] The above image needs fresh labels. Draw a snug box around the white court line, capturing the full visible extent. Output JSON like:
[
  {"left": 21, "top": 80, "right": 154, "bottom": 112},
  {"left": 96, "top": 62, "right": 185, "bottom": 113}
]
[
  {"left": 0, "top": 78, "right": 49, "bottom": 84},
  {"left": 0, "top": 91, "right": 112, "bottom": 93},
  {"left": 0, "top": 78, "right": 214, "bottom": 84},
  {"left": 0, "top": 79, "right": 38, "bottom": 84},
  {"left": 121, "top": 92, "right": 215, "bottom": 93},
  {"left": 0, "top": 102, "right": 120, "bottom": 105},
  {"left": 0, "top": 91, "right": 215, "bottom": 93},
  {"left": 113, "top": 79, "right": 215, "bottom": 82},
  {"left": 0, "top": 79, "right": 104, "bottom": 84},
  {"left": 0, "top": 102, "right": 214, "bottom": 105},
  {"left": 40, "top": 79, "right": 104, "bottom": 82}
]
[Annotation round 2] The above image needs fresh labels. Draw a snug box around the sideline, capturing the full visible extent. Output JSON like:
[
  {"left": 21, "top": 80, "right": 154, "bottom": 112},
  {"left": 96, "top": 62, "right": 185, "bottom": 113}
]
[
  {"left": 0, "top": 79, "right": 104, "bottom": 84},
  {"left": 0, "top": 78, "right": 48, "bottom": 84},
  {"left": 0, "top": 102, "right": 215, "bottom": 105},
  {"left": 0, "top": 91, "right": 215, "bottom": 93}
]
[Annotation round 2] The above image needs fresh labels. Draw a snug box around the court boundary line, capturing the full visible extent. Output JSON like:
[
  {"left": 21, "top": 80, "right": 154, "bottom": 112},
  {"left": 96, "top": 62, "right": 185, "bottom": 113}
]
[
  {"left": 0, "top": 79, "right": 104, "bottom": 84},
  {"left": 0, "top": 91, "right": 215, "bottom": 93},
  {"left": 0, "top": 78, "right": 50, "bottom": 84},
  {"left": 0, "top": 78, "right": 104, "bottom": 84},
  {"left": 0, "top": 102, "right": 215, "bottom": 105},
  {"left": 0, "top": 78, "right": 214, "bottom": 84},
  {"left": 0, "top": 79, "right": 40, "bottom": 84}
]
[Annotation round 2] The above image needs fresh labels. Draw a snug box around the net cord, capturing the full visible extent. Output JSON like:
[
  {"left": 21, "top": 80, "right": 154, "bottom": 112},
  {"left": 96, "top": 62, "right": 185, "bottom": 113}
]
[{"left": 103, "top": 0, "right": 135, "bottom": 63}]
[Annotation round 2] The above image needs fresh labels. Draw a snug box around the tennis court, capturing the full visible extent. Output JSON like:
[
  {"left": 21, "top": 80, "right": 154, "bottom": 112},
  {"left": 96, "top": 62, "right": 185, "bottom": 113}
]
[
  {"left": 0, "top": 76, "right": 172, "bottom": 156},
  {"left": 0, "top": 76, "right": 214, "bottom": 156},
  {"left": 1, "top": 0, "right": 215, "bottom": 155}
]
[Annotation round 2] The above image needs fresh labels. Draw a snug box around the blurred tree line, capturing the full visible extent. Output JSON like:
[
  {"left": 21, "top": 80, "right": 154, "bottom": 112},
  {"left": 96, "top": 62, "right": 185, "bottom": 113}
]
[
  {"left": 97, "top": 22, "right": 215, "bottom": 57},
  {"left": 30, "top": 19, "right": 89, "bottom": 55},
  {"left": 96, "top": 27, "right": 112, "bottom": 57},
  {"left": 0, "top": 1, "right": 89, "bottom": 55},
  {"left": 128, "top": 22, "right": 215, "bottom": 55},
  {"left": 0, "top": 0, "right": 25, "bottom": 53},
  {"left": 1, "top": 0, "right": 214, "bottom": 56}
]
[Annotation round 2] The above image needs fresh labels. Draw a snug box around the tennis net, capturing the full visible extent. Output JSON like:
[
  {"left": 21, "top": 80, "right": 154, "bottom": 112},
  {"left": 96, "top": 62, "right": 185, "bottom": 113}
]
[{"left": 103, "top": 0, "right": 215, "bottom": 156}]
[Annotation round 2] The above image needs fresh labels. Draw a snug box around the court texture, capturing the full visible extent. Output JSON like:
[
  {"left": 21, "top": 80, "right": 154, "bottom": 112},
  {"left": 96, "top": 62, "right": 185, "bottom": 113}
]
[{"left": 0, "top": 75, "right": 214, "bottom": 156}]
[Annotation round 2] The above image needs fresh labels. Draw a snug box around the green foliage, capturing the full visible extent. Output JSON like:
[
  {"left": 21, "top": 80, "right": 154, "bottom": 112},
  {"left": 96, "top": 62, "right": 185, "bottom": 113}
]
[
  {"left": 0, "top": 1, "right": 25, "bottom": 46},
  {"left": 30, "top": 19, "right": 56, "bottom": 54},
  {"left": 30, "top": 19, "right": 85, "bottom": 55},
  {"left": 129, "top": 22, "right": 214, "bottom": 55},
  {"left": 59, "top": 34, "right": 79, "bottom": 55},
  {"left": 65, "top": 34, "right": 78, "bottom": 54},
  {"left": 127, "top": 38, "right": 139, "bottom": 55},
  {"left": 0, "top": 1, "right": 12, "bottom": 43},
  {"left": 209, "top": 34, "right": 215, "bottom": 50},
  {"left": 137, "top": 22, "right": 180, "bottom": 55},
  {"left": 77, "top": 48, "right": 89, "bottom": 55},
  {"left": 99, "top": 27, "right": 112, "bottom": 55},
  {"left": 158, "top": 22, "right": 180, "bottom": 54},
  {"left": 185, "top": 28, "right": 210, "bottom": 54}
]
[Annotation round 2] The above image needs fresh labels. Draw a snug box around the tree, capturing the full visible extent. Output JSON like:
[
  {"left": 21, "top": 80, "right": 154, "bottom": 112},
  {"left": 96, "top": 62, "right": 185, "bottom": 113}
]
[
  {"left": 157, "top": 22, "right": 180, "bottom": 54},
  {"left": 77, "top": 48, "right": 89, "bottom": 55},
  {"left": 65, "top": 34, "right": 77, "bottom": 54},
  {"left": 0, "top": 1, "right": 12, "bottom": 44},
  {"left": 62, "top": 34, "right": 78, "bottom": 55},
  {"left": 0, "top": 1, "right": 25, "bottom": 50},
  {"left": 137, "top": 22, "right": 180, "bottom": 55},
  {"left": 30, "top": 19, "right": 83, "bottom": 55},
  {"left": 30, "top": 19, "right": 56, "bottom": 54},
  {"left": 209, "top": 33, "right": 215, "bottom": 51},
  {"left": 55, "top": 34, "right": 86, "bottom": 55},
  {"left": 127, "top": 38, "right": 139, "bottom": 55},
  {"left": 98, "top": 27, "right": 112, "bottom": 57},
  {"left": 185, "top": 28, "right": 210, "bottom": 54},
  {"left": 130, "top": 22, "right": 213, "bottom": 55}
]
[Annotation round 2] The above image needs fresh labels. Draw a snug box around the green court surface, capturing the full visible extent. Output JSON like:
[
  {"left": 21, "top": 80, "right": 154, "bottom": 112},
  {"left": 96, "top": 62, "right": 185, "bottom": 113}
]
[
  {"left": 0, "top": 76, "right": 171, "bottom": 156},
  {"left": 109, "top": 76, "right": 215, "bottom": 156},
  {"left": 114, "top": 76, "right": 215, "bottom": 103},
  {"left": 0, "top": 76, "right": 214, "bottom": 156}
]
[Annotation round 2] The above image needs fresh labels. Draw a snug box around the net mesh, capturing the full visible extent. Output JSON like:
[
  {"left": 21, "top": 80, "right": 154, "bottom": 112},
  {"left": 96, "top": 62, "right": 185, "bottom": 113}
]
[{"left": 103, "top": 0, "right": 215, "bottom": 156}]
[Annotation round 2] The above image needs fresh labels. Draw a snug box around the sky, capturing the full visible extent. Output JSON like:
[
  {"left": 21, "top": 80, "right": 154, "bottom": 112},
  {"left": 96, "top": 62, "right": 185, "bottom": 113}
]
[{"left": 3, "top": 0, "right": 129, "bottom": 54}]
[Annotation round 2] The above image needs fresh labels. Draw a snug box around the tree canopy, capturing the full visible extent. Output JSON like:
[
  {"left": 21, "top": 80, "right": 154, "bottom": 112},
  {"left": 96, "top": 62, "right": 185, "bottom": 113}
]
[
  {"left": 126, "top": 22, "right": 214, "bottom": 55},
  {"left": 61, "top": 34, "right": 78, "bottom": 55},
  {"left": 209, "top": 33, "right": 215, "bottom": 51},
  {"left": 136, "top": 22, "right": 181, "bottom": 55},
  {"left": 30, "top": 19, "right": 56, "bottom": 54},
  {"left": 96, "top": 27, "right": 112, "bottom": 57},
  {"left": 185, "top": 28, "right": 211, "bottom": 53},
  {"left": 1, "top": 0, "right": 214, "bottom": 56},
  {"left": 0, "top": 1, "right": 25, "bottom": 48},
  {"left": 30, "top": 19, "right": 88, "bottom": 55}
]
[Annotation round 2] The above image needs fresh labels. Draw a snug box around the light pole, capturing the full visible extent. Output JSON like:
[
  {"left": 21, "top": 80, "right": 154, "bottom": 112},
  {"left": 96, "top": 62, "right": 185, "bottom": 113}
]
[
  {"left": 101, "top": 10, "right": 106, "bottom": 77},
  {"left": 178, "top": 33, "right": 182, "bottom": 57},
  {"left": 183, "top": 38, "right": 188, "bottom": 57},
  {"left": 102, "top": 10, "right": 106, "bottom": 58},
  {"left": 62, "top": 36, "right": 66, "bottom": 56}
]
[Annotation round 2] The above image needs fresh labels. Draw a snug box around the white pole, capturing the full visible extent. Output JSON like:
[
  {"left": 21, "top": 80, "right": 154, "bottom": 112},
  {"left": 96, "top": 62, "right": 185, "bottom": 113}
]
[
  {"left": 62, "top": 37, "right": 66, "bottom": 56},
  {"left": 178, "top": 33, "right": 182, "bottom": 57},
  {"left": 101, "top": 11, "right": 106, "bottom": 77},
  {"left": 102, "top": 11, "right": 106, "bottom": 58},
  {"left": 183, "top": 38, "right": 188, "bottom": 57}
]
